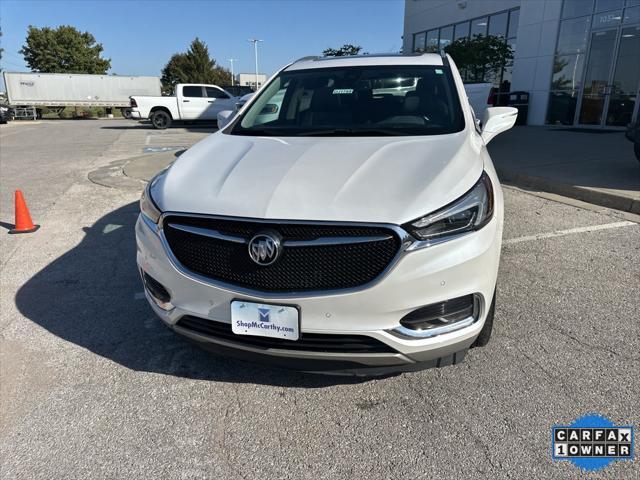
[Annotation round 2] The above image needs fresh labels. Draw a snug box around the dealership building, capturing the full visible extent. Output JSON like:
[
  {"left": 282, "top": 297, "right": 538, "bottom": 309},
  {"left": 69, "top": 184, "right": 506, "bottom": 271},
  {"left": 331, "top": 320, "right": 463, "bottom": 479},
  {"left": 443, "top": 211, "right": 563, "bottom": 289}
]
[{"left": 404, "top": 0, "right": 640, "bottom": 127}]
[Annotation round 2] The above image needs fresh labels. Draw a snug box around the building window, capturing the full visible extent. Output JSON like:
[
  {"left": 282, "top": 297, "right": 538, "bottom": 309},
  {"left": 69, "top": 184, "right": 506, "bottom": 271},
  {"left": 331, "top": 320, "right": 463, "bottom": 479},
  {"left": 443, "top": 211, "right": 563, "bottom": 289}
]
[
  {"left": 547, "top": 90, "right": 580, "bottom": 125},
  {"left": 407, "top": 7, "right": 520, "bottom": 87},
  {"left": 548, "top": 0, "right": 640, "bottom": 124},
  {"left": 454, "top": 22, "right": 470, "bottom": 41},
  {"left": 494, "top": 8, "right": 520, "bottom": 92},
  {"left": 439, "top": 25, "right": 454, "bottom": 49},
  {"left": 562, "top": 0, "right": 595, "bottom": 19},
  {"left": 489, "top": 11, "right": 508, "bottom": 37},
  {"left": 508, "top": 9, "right": 520, "bottom": 38},
  {"left": 625, "top": 5, "right": 640, "bottom": 22},
  {"left": 413, "top": 32, "right": 426, "bottom": 52},
  {"left": 426, "top": 29, "right": 439, "bottom": 52},
  {"left": 471, "top": 17, "right": 488, "bottom": 37},
  {"left": 595, "top": 0, "right": 624, "bottom": 12}
]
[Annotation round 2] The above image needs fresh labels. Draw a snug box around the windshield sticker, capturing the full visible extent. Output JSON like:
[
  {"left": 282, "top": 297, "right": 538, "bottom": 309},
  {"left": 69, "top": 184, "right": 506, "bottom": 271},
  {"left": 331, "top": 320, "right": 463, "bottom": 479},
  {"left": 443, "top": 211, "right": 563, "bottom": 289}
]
[
  {"left": 332, "top": 89, "right": 354, "bottom": 95},
  {"left": 435, "top": 69, "right": 443, "bottom": 75}
]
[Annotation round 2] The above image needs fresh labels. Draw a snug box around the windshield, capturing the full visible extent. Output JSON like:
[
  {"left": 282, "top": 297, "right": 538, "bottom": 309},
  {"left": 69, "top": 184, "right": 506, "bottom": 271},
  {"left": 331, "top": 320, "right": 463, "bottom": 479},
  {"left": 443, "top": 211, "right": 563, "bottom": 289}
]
[{"left": 229, "top": 65, "right": 465, "bottom": 136}]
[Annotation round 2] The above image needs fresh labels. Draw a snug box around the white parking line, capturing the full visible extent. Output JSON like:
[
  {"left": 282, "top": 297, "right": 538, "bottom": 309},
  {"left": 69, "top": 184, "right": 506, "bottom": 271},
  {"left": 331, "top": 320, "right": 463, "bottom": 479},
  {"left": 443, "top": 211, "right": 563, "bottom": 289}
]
[{"left": 504, "top": 221, "right": 637, "bottom": 245}]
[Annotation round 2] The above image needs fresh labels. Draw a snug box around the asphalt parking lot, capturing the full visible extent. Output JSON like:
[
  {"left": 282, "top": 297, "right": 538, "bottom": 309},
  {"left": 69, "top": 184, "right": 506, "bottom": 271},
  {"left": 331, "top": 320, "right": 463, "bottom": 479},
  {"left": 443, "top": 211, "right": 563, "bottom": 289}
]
[{"left": 1, "top": 119, "right": 639, "bottom": 479}]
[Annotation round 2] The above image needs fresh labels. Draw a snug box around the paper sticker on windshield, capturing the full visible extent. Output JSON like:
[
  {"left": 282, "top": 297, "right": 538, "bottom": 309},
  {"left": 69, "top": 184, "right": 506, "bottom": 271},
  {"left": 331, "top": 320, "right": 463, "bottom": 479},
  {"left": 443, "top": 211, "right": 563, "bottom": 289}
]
[
  {"left": 435, "top": 69, "right": 443, "bottom": 75},
  {"left": 332, "top": 88, "right": 353, "bottom": 94}
]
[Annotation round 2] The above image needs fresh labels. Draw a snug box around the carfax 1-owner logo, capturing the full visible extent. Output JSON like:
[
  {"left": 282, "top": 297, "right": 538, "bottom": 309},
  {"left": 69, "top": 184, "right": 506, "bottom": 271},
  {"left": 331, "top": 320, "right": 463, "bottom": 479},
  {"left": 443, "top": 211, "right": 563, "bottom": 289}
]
[{"left": 552, "top": 414, "right": 634, "bottom": 471}]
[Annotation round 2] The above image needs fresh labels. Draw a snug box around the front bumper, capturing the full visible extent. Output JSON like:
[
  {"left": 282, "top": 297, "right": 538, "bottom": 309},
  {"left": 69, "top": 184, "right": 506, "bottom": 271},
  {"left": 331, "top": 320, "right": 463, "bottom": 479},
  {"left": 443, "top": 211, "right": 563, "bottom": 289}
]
[{"left": 136, "top": 206, "right": 502, "bottom": 374}]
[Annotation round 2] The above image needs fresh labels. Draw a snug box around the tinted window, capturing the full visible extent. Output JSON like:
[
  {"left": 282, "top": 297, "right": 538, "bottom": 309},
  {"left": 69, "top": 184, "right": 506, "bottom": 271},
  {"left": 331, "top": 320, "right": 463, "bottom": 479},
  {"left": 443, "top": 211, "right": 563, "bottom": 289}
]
[
  {"left": 182, "top": 86, "right": 203, "bottom": 97},
  {"left": 556, "top": 16, "right": 590, "bottom": 55},
  {"left": 205, "top": 87, "right": 229, "bottom": 99},
  {"left": 471, "top": 17, "right": 488, "bottom": 37},
  {"left": 489, "top": 12, "right": 508, "bottom": 37},
  {"left": 454, "top": 22, "right": 469, "bottom": 40},
  {"left": 439, "top": 25, "right": 454, "bottom": 48},
  {"left": 230, "top": 65, "right": 465, "bottom": 137},
  {"left": 625, "top": 5, "right": 640, "bottom": 22},
  {"left": 508, "top": 9, "right": 520, "bottom": 38},
  {"left": 426, "top": 30, "right": 439, "bottom": 52},
  {"left": 551, "top": 54, "right": 586, "bottom": 89},
  {"left": 595, "top": 0, "right": 623, "bottom": 11},
  {"left": 562, "top": 0, "right": 594, "bottom": 18},
  {"left": 413, "top": 32, "right": 426, "bottom": 52}
]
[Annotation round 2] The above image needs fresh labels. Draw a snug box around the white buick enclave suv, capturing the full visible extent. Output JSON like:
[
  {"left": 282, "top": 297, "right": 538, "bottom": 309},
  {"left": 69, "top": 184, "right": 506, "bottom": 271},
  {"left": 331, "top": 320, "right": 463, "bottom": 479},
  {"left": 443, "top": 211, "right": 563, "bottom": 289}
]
[{"left": 136, "top": 53, "right": 517, "bottom": 375}]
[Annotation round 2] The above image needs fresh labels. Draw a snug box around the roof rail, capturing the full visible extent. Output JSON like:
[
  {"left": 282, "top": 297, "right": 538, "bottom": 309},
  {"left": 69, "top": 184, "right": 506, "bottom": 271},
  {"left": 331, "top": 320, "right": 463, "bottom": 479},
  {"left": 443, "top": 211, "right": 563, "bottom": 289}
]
[
  {"left": 439, "top": 50, "right": 450, "bottom": 67},
  {"left": 293, "top": 55, "right": 320, "bottom": 63}
]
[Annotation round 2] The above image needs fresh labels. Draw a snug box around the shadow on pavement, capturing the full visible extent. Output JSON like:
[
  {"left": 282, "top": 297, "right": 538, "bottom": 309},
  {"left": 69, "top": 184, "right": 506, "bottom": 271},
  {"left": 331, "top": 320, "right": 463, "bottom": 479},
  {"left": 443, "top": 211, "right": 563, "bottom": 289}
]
[
  {"left": 489, "top": 127, "right": 639, "bottom": 194},
  {"left": 15, "top": 202, "right": 365, "bottom": 388}
]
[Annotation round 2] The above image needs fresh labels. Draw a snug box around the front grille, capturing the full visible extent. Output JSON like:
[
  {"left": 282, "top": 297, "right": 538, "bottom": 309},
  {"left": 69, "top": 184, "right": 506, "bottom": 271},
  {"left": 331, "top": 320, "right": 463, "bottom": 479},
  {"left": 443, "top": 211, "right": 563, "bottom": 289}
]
[
  {"left": 176, "top": 316, "right": 396, "bottom": 353},
  {"left": 162, "top": 215, "right": 401, "bottom": 292}
]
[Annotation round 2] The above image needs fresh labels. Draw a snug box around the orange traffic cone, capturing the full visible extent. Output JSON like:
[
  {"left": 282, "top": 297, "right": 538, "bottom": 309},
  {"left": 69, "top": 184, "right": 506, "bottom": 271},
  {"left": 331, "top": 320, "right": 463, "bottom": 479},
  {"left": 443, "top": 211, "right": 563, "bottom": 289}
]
[{"left": 9, "top": 190, "right": 40, "bottom": 234}]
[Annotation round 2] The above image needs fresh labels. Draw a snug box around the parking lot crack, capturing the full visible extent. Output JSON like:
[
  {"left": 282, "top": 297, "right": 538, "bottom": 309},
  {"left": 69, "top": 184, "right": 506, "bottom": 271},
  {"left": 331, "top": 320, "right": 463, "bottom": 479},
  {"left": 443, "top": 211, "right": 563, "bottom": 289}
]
[{"left": 542, "top": 320, "right": 639, "bottom": 362}]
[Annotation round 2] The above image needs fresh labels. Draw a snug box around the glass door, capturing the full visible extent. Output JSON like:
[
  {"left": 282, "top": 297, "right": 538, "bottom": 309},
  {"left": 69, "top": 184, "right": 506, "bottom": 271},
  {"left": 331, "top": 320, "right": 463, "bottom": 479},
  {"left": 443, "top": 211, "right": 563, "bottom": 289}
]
[
  {"left": 606, "top": 25, "right": 640, "bottom": 126},
  {"left": 578, "top": 29, "right": 618, "bottom": 125}
]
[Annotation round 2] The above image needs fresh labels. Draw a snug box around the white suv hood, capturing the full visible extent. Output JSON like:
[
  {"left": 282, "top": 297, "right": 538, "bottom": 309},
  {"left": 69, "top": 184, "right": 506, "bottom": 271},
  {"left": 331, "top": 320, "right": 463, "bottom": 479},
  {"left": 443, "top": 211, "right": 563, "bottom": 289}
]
[{"left": 154, "top": 131, "right": 483, "bottom": 225}]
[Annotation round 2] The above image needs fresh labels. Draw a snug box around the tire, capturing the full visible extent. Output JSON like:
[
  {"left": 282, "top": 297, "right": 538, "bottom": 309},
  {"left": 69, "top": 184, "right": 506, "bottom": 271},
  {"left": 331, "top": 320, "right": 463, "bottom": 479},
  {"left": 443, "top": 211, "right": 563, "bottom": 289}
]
[
  {"left": 151, "top": 110, "right": 171, "bottom": 129},
  {"left": 634, "top": 142, "right": 640, "bottom": 162},
  {"left": 121, "top": 108, "right": 132, "bottom": 119},
  {"left": 471, "top": 289, "right": 496, "bottom": 348}
]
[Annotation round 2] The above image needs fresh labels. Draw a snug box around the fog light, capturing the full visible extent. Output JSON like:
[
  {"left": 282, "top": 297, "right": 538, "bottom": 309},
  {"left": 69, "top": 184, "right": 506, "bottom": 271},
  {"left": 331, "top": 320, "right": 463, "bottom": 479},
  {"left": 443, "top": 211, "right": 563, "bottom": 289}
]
[
  {"left": 389, "top": 294, "right": 479, "bottom": 339},
  {"left": 142, "top": 271, "right": 174, "bottom": 311}
]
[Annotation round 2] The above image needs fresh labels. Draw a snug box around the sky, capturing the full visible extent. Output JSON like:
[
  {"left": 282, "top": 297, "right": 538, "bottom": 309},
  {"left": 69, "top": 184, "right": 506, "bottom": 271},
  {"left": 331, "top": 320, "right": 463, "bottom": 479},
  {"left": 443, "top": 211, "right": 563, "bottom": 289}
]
[{"left": 0, "top": 0, "right": 405, "bottom": 89}]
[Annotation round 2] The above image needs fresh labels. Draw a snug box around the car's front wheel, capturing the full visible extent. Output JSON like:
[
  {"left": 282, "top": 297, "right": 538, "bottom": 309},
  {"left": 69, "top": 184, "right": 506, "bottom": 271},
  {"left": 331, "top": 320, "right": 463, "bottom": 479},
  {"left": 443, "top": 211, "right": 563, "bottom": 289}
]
[
  {"left": 472, "top": 289, "right": 496, "bottom": 348},
  {"left": 151, "top": 110, "right": 172, "bottom": 129}
]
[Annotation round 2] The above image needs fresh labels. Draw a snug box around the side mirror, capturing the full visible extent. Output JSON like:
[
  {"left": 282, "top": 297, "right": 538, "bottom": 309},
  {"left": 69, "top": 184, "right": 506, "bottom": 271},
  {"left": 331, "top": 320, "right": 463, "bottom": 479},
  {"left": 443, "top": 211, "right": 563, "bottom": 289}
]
[
  {"left": 217, "top": 110, "right": 234, "bottom": 130},
  {"left": 481, "top": 107, "right": 518, "bottom": 144}
]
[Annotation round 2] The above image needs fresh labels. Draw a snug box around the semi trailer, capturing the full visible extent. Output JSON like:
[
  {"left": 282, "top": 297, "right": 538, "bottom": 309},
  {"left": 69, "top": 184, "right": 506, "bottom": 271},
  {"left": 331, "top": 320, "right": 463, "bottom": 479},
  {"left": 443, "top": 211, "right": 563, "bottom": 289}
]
[{"left": 2, "top": 72, "right": 161, "bottom": 119}]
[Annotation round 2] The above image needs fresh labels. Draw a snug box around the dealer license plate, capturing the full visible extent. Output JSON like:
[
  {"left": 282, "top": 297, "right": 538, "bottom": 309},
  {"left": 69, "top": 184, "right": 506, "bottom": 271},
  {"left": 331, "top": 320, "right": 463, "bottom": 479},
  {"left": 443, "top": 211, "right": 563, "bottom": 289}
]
[{"left": 231, "top": 300, "right": 300, "bottom": 341}]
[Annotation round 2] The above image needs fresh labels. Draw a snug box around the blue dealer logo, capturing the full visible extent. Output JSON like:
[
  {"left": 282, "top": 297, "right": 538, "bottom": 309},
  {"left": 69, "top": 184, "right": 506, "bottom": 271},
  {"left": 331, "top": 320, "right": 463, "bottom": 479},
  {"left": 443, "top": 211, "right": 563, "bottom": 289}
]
[
  {"left": 258, "top": 308, "right": 271, "bottom": 323},
  {"left": 552, "top": 415, "right": 634, "bottom": 471}
]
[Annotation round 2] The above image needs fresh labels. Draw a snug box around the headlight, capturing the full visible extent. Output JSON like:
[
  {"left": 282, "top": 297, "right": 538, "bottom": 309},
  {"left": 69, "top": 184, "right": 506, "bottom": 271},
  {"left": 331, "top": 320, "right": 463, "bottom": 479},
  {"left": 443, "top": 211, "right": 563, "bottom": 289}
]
[
  {"left": 139, "top": 174, "right": 163, "bottom": 223},
  {"left": 404, "top": 172, "right": 494, "bottom": 243}
]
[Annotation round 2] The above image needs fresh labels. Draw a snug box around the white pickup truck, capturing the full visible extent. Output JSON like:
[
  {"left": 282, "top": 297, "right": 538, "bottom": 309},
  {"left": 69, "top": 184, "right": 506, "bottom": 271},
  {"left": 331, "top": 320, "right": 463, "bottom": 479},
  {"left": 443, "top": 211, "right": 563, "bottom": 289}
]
[{"left": 130, "top": 84, "right": 239, "bottom": 129}]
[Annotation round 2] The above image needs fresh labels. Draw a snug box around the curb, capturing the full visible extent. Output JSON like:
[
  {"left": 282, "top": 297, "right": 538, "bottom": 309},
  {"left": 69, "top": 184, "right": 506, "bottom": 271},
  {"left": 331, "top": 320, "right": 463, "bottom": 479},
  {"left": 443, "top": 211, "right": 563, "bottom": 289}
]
[{"left": 496, "top": 168, "right": 640, "bottom": 215}]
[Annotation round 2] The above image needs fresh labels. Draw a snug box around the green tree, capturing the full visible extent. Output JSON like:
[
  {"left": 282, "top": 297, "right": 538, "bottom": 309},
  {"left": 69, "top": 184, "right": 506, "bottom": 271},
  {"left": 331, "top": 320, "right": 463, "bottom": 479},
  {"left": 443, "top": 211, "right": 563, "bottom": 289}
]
[
  {"left": 19, "top": 25, "right": 110, "bottom": 73},
  {"left": 160, "top": 38, "right": 231, "bottom": 94},
  {"left": 444, "top": 35, "right": 513, "bottom": 83},
  {"left": 322, "top": 44, "right": 363, "bottom": 57}
]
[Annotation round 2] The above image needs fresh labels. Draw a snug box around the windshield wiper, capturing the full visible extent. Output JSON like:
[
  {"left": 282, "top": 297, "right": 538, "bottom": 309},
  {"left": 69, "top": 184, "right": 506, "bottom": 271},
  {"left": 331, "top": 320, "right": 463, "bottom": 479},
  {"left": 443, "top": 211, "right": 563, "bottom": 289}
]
[{"left": 301, "top": 128, "right": 405, "bottom": 137}]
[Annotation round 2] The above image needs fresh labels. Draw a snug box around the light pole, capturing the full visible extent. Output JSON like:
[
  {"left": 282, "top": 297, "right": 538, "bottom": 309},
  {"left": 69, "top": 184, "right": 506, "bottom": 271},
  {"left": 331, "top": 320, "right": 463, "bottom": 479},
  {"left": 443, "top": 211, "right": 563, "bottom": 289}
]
[
  {"left": 248, "top": 38, "right": 263, "bottom": 90},
  {"left": 228, "top": 58, "right": 237, "bottom": 86}
]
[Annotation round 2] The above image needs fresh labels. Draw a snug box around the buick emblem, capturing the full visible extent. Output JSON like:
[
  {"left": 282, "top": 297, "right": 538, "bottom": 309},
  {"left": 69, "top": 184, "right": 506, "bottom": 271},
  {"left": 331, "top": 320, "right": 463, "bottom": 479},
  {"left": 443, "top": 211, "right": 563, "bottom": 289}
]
[{"left": 248, "top": 231, "right": 282, "bottom": 266}]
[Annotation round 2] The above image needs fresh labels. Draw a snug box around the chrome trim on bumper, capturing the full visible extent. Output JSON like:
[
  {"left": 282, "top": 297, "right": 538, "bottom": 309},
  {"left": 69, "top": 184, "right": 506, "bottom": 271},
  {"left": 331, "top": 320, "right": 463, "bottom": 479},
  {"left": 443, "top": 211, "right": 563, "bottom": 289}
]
[{"left": 387, "top": 294, "right": 482, "bottom": 339}]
